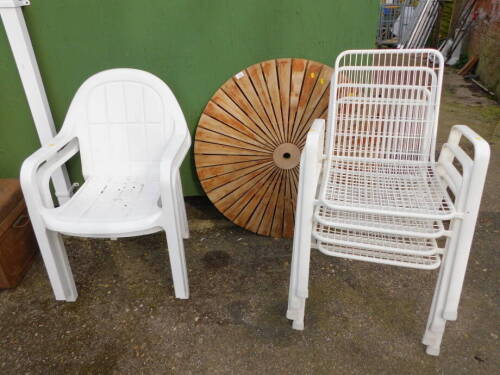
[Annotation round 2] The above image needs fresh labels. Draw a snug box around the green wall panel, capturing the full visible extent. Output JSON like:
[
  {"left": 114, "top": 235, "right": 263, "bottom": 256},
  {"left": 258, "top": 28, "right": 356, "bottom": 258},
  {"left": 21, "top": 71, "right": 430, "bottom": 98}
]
[{"left": 0, "top": 0, "right": 378, "bottom": 195}]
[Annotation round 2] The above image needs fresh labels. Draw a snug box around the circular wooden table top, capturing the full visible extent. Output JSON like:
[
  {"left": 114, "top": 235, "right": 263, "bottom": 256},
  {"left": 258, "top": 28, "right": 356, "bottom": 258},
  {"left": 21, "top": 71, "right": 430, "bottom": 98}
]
[{"left": 194, "top": 58, "right": 333, "bottom": 238}]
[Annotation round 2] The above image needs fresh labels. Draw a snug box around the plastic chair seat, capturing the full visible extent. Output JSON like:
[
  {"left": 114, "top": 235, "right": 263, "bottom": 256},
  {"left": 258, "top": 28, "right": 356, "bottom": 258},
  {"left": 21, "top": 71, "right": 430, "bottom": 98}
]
[
  {"left": 43, "top": 175, "right": 162, "bottom": 236},
  {"left": 321, "top": 158, "right": 455, "bottom": 219}
]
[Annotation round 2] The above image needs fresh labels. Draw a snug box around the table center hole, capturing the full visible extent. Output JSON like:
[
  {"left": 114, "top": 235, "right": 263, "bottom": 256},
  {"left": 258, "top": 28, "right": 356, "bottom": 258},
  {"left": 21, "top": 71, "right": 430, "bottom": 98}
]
[{"left": 283, "top": 152, "right": 291, "bottom": 159}]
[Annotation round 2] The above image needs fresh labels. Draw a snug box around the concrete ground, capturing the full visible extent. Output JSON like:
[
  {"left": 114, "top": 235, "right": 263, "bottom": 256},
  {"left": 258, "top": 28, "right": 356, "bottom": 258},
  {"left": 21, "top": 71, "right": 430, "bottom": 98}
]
[{"left": 1, "top": 70, "right": 499, "bottom": 374}]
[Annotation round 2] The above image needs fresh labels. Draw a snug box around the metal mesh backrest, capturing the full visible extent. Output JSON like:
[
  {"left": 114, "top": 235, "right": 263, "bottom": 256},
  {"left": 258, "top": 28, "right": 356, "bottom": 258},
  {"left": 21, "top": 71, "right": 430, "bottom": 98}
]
[{"left": 326, "top": 49, "right": 444, "bottom": 163}]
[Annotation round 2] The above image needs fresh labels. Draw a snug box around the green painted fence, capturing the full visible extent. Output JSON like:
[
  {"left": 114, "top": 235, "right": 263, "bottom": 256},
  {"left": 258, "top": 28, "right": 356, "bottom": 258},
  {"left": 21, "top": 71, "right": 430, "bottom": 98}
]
[{"left": 0, "top": 0, "right": 378, "bottom": 195}]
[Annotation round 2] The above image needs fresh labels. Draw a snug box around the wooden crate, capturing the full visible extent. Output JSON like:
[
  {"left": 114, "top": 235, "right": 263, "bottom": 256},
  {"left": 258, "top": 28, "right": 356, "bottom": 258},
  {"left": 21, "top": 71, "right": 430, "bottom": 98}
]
[{"left": 0, "top": 179, "right": 37, "bottom": 288}]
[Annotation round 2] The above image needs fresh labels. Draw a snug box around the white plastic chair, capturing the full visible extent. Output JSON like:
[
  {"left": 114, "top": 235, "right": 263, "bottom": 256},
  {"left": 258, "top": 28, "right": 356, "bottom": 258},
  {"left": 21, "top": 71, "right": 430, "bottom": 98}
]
[
  {"left": 287, "top": 49, "right": 490, "bottom": 355},
  {"left": 20, "top": 69, "right": 191, "bottom": 302}
]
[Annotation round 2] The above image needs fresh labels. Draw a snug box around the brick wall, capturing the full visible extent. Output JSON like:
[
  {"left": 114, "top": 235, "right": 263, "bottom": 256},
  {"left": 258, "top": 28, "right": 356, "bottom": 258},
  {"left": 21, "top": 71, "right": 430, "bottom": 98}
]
[{"left": 465, "top": 0, "right": 500, "bottom": 98}]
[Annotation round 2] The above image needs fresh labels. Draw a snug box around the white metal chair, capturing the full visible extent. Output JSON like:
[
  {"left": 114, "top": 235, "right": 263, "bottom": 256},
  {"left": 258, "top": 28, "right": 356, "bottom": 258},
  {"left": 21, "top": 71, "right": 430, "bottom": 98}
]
[
  {"left": 287, "top": 49, "right": 490, "bottom": 355},
  {"left": 20, "top": 69, "right": 191, "bottom": 302}
]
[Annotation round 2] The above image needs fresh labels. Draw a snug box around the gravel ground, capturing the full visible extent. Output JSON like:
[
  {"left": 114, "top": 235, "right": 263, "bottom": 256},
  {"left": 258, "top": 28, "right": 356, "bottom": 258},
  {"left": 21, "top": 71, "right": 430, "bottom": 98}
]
[{"left": 0, "top": 69, "right": 498, "bottom": 374}]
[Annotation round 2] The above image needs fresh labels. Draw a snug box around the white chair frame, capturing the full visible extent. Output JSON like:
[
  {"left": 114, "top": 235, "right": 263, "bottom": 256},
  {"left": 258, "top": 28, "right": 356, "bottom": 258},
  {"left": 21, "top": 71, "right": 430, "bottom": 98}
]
[
  {"left": 287, "top": 49, "right": 490, "bottom": 356},
  {"left": 21, "top": 69, "right": 191, "bottom": 301}
]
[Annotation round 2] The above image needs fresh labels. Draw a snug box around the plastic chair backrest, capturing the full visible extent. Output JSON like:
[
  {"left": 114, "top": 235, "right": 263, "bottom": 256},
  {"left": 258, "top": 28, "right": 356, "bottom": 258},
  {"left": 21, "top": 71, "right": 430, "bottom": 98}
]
[
  {"left": 326, "top": 49, "right": 444, "bottom": 163},
  {"left": 61, "top": 69, "right": 187, "bottom": 178}
]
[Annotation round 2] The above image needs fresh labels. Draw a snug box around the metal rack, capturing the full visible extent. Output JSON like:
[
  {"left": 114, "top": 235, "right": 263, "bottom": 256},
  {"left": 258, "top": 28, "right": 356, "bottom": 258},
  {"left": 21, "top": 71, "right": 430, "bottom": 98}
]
[{"left": 376, "top": 0, "right": 413, "bottom": 47}]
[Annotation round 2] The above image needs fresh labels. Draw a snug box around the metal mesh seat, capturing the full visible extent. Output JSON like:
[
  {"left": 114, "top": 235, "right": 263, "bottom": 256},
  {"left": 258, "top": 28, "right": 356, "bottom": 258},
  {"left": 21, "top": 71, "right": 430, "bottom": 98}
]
[
  {"left": 313, "top": 221, "right": 440, "bottom": 256},
  {"left": 315, "top": 205, "right": 445, "bottom": 238},
  {"left": 316, "top": 241, "right": 441, "bottom": 270},
  {"left": 321, "top": 159, "right": 455, "bottom": 219}
]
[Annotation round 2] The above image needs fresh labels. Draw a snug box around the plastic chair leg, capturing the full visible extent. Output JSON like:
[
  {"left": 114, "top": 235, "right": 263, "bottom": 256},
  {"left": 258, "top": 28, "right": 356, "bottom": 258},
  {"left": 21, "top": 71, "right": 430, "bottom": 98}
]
[
  {"left": 287, "top": 232, "right": 302, "bottom": 321},
  {"left": 291, "top": 297, "right": 306, "bottom": 330},
  {"left": 176, "top": 172, "right": 189, "bottom": 240},
  {"left": 422, "top": 238, "right": 456, "bottom": 355},
  {"left": 286, "top": 231, "right": 306, "bottom": 329},
  {"left": 291, "top": 246, "right": 311, "bottom": 330},
  {"left": 288, "top": 218, "right": 313, "bottom": 330},
  {"left": 34, "top": 227, "right": 78, "bottom": 301},
  {"left": 163, "top": 199, "right": 189, "bottom": 299}
]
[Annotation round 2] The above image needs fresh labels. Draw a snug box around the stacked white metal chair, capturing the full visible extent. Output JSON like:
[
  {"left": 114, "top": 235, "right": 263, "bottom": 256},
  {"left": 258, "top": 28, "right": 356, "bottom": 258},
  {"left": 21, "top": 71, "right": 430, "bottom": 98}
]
[
  {"left": 21, "top": 69, "right": 191, "bottom": 302},
  {"left": 287, "top": 49, "right": 490, "bottom": 355}
]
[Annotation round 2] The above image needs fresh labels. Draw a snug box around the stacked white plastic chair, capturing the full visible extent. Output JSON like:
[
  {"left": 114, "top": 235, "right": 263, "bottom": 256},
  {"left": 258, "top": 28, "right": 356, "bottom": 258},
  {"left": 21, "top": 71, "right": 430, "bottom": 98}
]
[
  {"left": 21, "top": 69, "right": 191, "bottom": 302},
  {"left": 287, "top": 49, "right": 490, "bottom": 355}
]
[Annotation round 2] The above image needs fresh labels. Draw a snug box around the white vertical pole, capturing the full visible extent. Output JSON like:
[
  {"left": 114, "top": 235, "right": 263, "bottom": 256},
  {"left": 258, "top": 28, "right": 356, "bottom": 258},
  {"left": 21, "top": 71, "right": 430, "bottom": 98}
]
[{"left": 0, "top": 0, "right": 71, "bottom": 203}]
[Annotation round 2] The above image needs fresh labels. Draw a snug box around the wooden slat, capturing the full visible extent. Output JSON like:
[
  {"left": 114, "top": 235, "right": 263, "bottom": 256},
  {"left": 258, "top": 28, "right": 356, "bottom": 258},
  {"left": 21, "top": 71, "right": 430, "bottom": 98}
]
[
  {"left": 209, "top": 164, "right": 271, "bottom": 202},
  {"left": 261, "top": 60, "right": 284, "bottom": 141},
  {"left": 277, "top": 58, "right": 291, "bottom": 140},
  {"left": 270, "top": 168, "right": 287, "bottom": 237},
  {"left": 231, "top": 74, "right": 279, "bottom": 142},
  {"left": 233, "top": 169, "right": 279, "bottom": 230},
  {"left": 290, "top": 61, "right": 323, "bottom": 142},
  {"left": 247, "top": 64, "right": 283, "bottom": 144},
  {"left": 294, "top": 82, "right": 331, "bottom": 146},
  {"left": 199, "top": 114, "right": 269, "bottom": 152},
  {"left": 458, "top": 55, "right": 478, "bottom": 76},
  {"left": 282, "top": 170, "right": 295, "bottom": 238},
  {"left": 200, "top": 161, "right": 273, "bottom": 192},
  {"left": 221, "top": 167, "right": 276, "bottom": 220},
  {"left": 194, "top": 141, "right": 269, "bottom": 156},
  {"left": 197, "top": 159, "right": 269, "bottom": 181},
  {"left": 258, "top": 169, "right": 283, "bottom": 236},
  {"left": 244, "top": 170, "right": 282, "bottom": 234},
  {"left": 294, "top": 65, "right": 332, "bottom": 142},
  {"left": 195, "top": 154, "right": 269, "bottom": 168},
  {"left": 288, "top": 59, "right": 307, "bottom": 131},
  {"left": 214, "top": 85, "right": 278, "bottom": 147},
  {"left": 203, "top": 102, "right": 274, "bottom": 151},
  {"left": 215, "top": 165, "right": 277, "bottom": 219},
  {"left": 196, "top": 127, "right": 270, "bottom": 153}
]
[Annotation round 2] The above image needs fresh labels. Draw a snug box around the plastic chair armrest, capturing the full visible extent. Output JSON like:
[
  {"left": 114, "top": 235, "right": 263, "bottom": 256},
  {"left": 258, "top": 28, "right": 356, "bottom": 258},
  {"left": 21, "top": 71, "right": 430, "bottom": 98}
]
[{"left": 20, "top": 135, "right": 78, "bottom": 210}]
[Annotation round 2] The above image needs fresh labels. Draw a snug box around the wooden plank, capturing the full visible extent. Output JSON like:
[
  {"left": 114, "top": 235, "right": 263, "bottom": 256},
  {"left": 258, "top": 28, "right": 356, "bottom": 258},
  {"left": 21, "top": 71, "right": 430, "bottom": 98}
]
[
  {"left": 203, "top": 101, "right": 274, "bottom": 151},
  {"left": 201, "top": 160, "right": 273, "bottom": 192},
  {"left": 208, "top": 164, "right": 272, "bottom": 202},
  {"left": 294, "top": 83, "right": 331, "bottom": 146},
  {"left": 277, "top": 58, "right": 292, "bottom": 141},
  {"left": 217, "top": 83, "right": 278, "bottom": 147},
  {"left": 298, "top": 66, "right": 332, "bottom": 127},
  {"left": 220, "top": 167, "right": 276, "bottom": 219},
  {"left": 195, "top": 154, "right": 269, "bottom": 168},
  {"left": 195, "top": 127, "right": 270, "bottom": 153},
  {"left": 244, "top": 170, "right": 282, "bottom": 234},
  {"left": 198, "top": 115, "right": 271, "bottom": 152},
  {"left": 231, "top": 74, "right": 279, "bottom": 142},
  {"left": 194, "top": 141, "right": 269, "bottom": 156},
  {"left": 261, "top": 60, "right": 285, "bottom": 141},
  {"left": 271, "top": 168, "right": 287, "bottom": 237},
  {"left": 282, "top": 170, "right": 295, "bottom": 238},
  {"left": 457, "top": 55, "right": 478, "bottom": 75},
  {"left": 258, "top": 169, "right": 283, "bottom": 236},
  {"left": 288, "top": 59, "right": 307, "bottom": 130},
  {"left": 247, "top": 63, "right": 283, "bottom": 144},
  {"left": 197, "top": 159, "right": 269, "bottom": 181},
  {"left": 290, "top": 61, "right": 323, "bottom": 142},
  {"left": 232, "top": 169, "right": 279, "bottom": 227}
]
